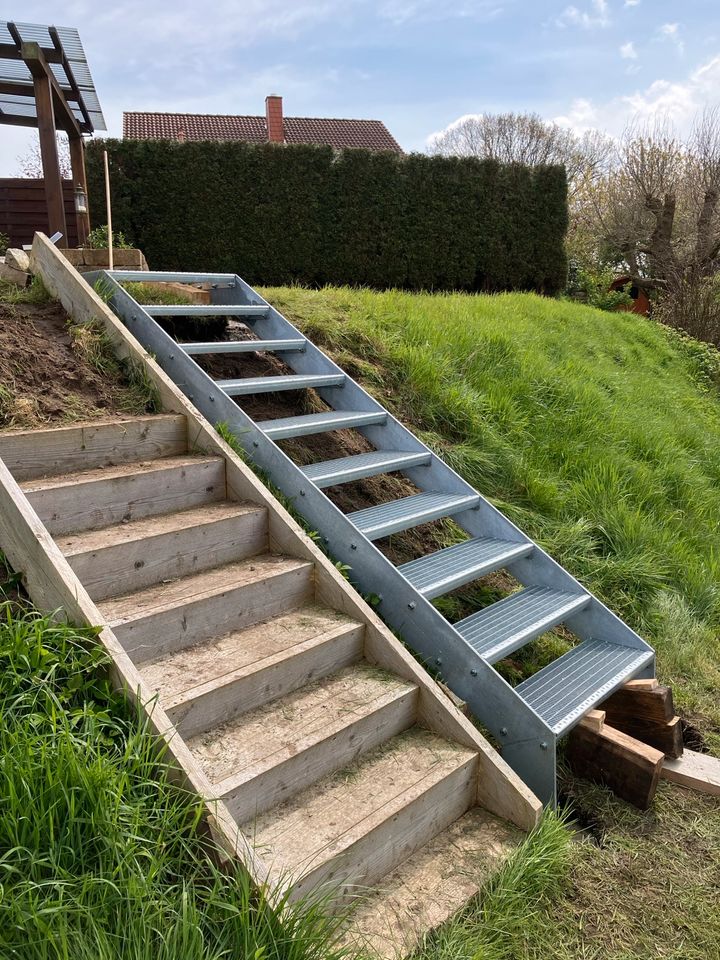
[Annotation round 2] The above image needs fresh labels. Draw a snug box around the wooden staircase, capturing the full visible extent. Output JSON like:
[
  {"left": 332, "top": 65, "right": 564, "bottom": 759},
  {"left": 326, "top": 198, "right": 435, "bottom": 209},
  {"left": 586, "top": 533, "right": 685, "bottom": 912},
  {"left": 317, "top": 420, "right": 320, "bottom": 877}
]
[{"left": 0, "top": 411, "right": 538, "bottom": 958}]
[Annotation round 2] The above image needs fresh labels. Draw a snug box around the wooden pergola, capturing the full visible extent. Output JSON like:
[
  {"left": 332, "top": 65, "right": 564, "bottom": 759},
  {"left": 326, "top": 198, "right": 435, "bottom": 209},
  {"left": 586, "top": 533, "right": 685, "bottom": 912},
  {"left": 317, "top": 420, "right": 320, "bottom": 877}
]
[{"left": 0, "top": 21, "right": 106, "bottom": 247}]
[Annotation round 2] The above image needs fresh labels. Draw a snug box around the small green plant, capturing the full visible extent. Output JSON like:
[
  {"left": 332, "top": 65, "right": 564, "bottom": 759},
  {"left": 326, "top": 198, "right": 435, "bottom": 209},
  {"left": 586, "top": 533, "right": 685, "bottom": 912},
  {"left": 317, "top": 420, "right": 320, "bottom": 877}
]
[
  {"left": 93, "top": 276, "right": 115, "bottom": 303},
  {"left": 84, "top": 224, "right": 132, "bottom": 249},
  {"left": 0, "top": 231, "right": 9, "bottom": 255}
]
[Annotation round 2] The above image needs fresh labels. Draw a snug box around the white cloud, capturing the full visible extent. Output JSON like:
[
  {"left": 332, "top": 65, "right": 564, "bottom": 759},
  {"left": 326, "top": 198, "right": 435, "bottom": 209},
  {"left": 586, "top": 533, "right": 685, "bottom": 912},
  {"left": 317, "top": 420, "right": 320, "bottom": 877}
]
[
  {"left": 554, "top": 53, "right": 720, "bottom": 139},
  {"left": 625, "top": 0, "right": 640, "bottom": 6},
  {"left": 658, "top": 22, "right": 685, "bottom": 54},
  {"left": 379, "top": 0, "right": 507, "bottom": 24},
  {"left": 556, "top": 0, "right": 610, "bottom": 29},
  {"left": 620, "top": 41, "right": 637, "bottom": 60}
]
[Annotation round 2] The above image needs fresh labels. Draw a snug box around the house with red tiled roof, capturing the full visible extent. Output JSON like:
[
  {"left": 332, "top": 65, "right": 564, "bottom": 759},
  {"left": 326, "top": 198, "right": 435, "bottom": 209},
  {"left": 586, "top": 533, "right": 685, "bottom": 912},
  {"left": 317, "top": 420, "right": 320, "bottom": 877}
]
[{"left": 123, "top": 95, "right": 403, "bottom": 153}]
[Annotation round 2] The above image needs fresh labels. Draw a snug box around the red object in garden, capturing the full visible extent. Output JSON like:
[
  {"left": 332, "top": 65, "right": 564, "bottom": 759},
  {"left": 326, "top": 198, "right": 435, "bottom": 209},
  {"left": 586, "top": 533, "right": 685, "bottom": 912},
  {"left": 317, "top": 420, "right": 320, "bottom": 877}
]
[{"left": 611, "top": 275, "right": 651, "bottom": 316}]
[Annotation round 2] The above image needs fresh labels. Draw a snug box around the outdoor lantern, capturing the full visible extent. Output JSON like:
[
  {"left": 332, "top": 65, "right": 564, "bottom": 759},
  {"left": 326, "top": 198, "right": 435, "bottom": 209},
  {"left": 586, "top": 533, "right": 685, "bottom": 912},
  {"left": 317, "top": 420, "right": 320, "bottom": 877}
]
[{"left": 74, "top": 182, "right": 87, "bottom": 215}]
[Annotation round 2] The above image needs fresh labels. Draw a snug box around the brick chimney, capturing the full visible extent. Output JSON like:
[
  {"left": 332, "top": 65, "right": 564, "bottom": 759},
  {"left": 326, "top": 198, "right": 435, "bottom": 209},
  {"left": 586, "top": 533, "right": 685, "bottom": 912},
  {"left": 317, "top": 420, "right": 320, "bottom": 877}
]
[{"left": 265, "top": 95, "right": 284, "bottom": 143}]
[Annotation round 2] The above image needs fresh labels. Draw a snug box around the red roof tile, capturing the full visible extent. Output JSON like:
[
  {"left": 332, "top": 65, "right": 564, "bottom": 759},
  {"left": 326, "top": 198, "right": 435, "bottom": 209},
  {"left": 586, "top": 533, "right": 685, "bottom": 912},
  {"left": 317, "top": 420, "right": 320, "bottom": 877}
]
[{"left": 122, "top": 111, "right": 403, "bottom": 153}]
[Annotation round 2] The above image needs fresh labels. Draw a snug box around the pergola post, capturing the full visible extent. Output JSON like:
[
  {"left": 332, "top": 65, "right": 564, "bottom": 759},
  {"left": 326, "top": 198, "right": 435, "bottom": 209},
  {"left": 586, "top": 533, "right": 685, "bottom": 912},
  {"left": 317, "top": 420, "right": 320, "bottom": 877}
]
[
  {"left": 69, "top": 134, "right": 89, "bottom": 246},
  {"left": 31, "top": 68, "right": 67, "bottom": 246}
]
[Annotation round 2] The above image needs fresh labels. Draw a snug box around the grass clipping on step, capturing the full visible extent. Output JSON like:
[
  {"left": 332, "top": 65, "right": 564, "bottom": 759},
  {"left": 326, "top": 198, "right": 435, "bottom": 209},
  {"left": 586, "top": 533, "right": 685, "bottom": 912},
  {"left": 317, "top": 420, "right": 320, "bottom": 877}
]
[{"left": 0, "top": 580, "right": 356, "bottom": 960}]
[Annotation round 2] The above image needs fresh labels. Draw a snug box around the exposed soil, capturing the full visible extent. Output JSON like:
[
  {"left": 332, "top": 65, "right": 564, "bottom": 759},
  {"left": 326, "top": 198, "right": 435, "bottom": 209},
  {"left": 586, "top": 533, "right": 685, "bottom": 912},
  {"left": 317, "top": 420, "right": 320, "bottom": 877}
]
[{"left": 0, "top": 298, "right": 139, "bottom": 429}]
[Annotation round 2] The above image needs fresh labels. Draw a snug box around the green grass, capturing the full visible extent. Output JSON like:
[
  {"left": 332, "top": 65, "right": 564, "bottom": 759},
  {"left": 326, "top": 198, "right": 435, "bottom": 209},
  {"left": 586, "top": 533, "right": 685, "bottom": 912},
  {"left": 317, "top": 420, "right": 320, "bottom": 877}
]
[
  {"left": 260, "top": 285, "right": 720, "bottom": 734},
  {"left": 0, "top": 591, "right": 356, "bottom": 960},
  {"left": 0, "top": 275, "right": 54, "bottom": 306}
]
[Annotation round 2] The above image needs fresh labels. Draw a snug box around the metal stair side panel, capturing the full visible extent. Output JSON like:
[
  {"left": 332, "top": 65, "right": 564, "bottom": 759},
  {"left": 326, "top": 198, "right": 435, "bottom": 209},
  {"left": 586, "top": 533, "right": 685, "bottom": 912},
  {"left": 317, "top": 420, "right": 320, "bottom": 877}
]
[
  {"left": 100, "top": 272, "right": 559, "bottom": 803},
  {"left": 213, "top": 275, "right": 654, "bottom": 659}
]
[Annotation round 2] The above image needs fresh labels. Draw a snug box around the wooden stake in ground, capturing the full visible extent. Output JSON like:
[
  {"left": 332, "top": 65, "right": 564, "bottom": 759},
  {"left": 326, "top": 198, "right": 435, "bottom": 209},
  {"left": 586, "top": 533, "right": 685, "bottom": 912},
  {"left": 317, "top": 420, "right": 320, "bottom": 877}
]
[
  {"left": 567, "top": 722, "right": 664, "bottom": 810},
  {"left": 103, "top": 149, "right": 113, "bottom": 270}
]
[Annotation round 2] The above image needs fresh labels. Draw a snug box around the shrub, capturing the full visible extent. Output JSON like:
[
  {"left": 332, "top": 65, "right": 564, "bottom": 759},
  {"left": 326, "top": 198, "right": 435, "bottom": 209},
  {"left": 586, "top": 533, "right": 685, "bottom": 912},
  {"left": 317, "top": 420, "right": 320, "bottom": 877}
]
[
  {"left": 0, "top": 231, "right": 9, "bottom": 255},
  {"left": 87, "top": 140, "right": 568, "bottom": 294},
  {"left": 568, "top": 264, "right": 633, "bottom": 312}
]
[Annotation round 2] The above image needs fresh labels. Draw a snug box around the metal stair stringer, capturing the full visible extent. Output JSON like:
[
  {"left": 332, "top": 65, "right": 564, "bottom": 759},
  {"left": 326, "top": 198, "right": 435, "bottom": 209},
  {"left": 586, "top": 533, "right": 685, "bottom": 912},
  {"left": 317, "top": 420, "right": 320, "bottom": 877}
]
[{"left": 98, "top": 269, "right": 656, "bottom": 805}]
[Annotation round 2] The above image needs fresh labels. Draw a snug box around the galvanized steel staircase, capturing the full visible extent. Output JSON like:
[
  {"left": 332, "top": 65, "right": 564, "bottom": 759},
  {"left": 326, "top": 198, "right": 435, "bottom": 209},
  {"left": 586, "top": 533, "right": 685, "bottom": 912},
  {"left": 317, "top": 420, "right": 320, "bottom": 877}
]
[{"left": 98, "top": 269, "right": 656, "bottom": 804}]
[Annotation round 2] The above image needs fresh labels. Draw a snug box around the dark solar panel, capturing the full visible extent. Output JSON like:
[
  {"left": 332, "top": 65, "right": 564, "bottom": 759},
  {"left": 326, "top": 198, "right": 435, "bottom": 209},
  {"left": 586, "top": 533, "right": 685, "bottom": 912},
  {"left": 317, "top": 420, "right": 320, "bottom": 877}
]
[{"left": 0, "top": 20, "right": 106, "bottom": 132}]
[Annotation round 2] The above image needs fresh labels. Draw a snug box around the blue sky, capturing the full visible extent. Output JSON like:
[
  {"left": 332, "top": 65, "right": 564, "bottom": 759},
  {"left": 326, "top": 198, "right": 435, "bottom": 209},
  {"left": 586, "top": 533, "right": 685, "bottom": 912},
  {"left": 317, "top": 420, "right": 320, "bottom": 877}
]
[{"left": 1, "top": 0, "right": 719, "bottom": 173}]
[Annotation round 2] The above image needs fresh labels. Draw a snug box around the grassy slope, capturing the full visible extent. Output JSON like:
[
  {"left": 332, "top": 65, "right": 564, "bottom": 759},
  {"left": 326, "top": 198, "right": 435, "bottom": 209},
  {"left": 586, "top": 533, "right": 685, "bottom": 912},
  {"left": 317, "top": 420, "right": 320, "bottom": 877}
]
[
  {"left": 259, "top": 285, "right": 720, "bottom": 960},
  {"left": 261, "top": 286, "right": 720, "bottom": 732}
]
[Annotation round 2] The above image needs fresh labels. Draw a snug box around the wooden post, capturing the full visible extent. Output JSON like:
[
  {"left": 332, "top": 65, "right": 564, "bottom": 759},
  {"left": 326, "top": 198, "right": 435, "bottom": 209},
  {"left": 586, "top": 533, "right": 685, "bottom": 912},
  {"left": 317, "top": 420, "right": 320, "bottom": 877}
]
[
  {"left": 103, "top": 150, "right": 113, "bottom": 270},
  {"left": 69, "top": 135, "right": 90, "bottom": 247},
  {"left": 33, "top": 72, "right": 67, "bottom": 247}
]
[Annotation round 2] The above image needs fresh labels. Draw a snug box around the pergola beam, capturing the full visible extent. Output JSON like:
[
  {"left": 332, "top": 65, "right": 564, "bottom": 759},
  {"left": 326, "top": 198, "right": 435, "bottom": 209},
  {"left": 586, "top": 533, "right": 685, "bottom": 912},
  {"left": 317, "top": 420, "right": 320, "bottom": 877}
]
[{"left": 21, "top": 42, "right": 84, "bottom": 137}]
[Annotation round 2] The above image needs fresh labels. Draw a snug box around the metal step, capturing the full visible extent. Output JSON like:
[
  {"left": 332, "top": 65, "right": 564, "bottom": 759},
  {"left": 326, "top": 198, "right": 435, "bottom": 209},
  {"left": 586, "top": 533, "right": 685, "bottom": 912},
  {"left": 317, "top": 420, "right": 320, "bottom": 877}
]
[
  {"left": 515, "top": 638, "right": 654, "bottom": 735},
  {"left": 399, "top": 537, "right": 534, "bottom": 600},
  {"left": 218, "top": 373, "right": 346, "bottom": 397},
  {"left": 259, "top": 410, "right": 388, "bottom": 440},
  {"left": 303, "top": 450, "right": 431, "bottom": 489},
  {"left": 181, "top": 339, "right": 306, "bottom": 356},
  {"left": 143, "top": 304, "right": 270, "bottom": 318},
  {"left": 108, "top": 270, "right": 237, "bottom": 285},
  {"left": 456, "top": 586, "right": 590, "bottom": 663},
  {"left": 349, "top": 492, "right": 480, "bottom": 541}
]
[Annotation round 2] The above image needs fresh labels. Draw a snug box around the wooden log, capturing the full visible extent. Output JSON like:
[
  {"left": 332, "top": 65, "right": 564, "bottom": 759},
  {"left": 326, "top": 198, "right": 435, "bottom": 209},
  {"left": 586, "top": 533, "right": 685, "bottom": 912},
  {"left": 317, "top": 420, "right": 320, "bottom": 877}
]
[
  {"left": 567, "top": 722, "right": 664, "bottom": 810},
  {"left": 601, "top": 682, "right": 682, "bottom": 758},
  {"left": 609, "top": 715, "right": 684, "bottom": 759},
  {"left": 661, "top": 750, "right": 720, "bottom": 797},
  {"left": 602, "top": 684, "right": 675, "bottom": 725}
]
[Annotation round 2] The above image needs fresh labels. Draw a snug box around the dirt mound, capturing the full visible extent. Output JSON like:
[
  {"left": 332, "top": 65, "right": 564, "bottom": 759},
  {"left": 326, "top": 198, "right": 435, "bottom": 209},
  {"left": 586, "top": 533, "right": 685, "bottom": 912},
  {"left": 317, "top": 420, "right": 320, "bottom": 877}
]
[{"left": 0, "top": 298, "right": 138, "bottom": 429}]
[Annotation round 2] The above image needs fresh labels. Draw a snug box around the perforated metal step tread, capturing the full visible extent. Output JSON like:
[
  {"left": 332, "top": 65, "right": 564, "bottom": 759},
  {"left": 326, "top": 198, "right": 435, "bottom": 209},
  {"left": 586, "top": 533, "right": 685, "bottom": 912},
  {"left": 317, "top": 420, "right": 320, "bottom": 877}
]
[
  {"left": 181, "top": 339, "right": 305, "bottom": 355},
  {"left": 515, "top": 637, "right": 654, "bottom": 735},
  {"left": 303, "top": 450, "right": 431, "bottom": 488},
  {"left": 258, "top": 410, "right": 388, "bottom": 440},
  {"left": 143, "top": 304, "right": 269, "bottom": 318},
  {"left": 218, "top": 373, "right": 346, "bottom": 396},
  {"left": 456, "top": 586, "right": 590, "bottom": 663},
  {"left": 399, "top": 537, "right": 533, "bottom": 600},
  {"left": 348, "top": 492, "right": 480, "bottom": 541}
]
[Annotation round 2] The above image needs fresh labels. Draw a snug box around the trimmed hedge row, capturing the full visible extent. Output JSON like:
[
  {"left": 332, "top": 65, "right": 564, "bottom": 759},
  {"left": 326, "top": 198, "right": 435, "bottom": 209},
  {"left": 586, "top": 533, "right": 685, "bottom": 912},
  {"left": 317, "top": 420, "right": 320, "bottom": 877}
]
[{"left": 87, "top": 140, "right": 568, "bottom": 293}]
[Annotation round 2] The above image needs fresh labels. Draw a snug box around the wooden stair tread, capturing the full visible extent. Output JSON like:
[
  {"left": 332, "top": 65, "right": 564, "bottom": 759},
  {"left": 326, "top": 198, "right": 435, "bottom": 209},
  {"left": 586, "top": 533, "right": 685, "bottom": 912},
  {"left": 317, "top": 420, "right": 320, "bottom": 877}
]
[
  {"left": 346, "top": 807, "right": 521, "bottom": 959},
  {"left": 19, "top": 454, "right": 220, "bottom": 491},
  {"left": 188, "top": 664, "right": 416, "bottom": 787},
  {"left": 0, "top": 414, "right": 187, "bottom": 481},
  {"left": 55, "top": 500, "right": 260, "bottom": 556},
  {"left": 246, "top": 728, "right": 477, "bottom": 879},
  {"left": 98, "top": 554, "right": 311, "bottom": 625},
  {"left": 142, "top": 605, "right": 360, "bottom": 707}
]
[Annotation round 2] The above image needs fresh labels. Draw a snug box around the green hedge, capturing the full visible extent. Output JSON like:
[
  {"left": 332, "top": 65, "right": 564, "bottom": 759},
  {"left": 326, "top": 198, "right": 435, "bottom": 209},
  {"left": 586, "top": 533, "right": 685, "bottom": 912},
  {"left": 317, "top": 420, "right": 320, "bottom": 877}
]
[{"left": 87, "top": 140, "right": 568, "bottom": 293}]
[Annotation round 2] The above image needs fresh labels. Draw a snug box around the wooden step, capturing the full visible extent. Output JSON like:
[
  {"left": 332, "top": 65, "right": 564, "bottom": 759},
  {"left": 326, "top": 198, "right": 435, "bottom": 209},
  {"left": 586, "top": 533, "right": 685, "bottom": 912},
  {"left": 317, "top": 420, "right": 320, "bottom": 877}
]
[
  {"left": 246, "top": 728, "right": 478, "bottom": 898},
  {"left": 143, "top": 606, "right": 365, "bottom": 737},
  {"left": 98, "top": 555, "right": 314, "bottom": 663},
  {"left": 346, "top": 808, "right": 521, "bottom": 959},
  {"left": 21, "top": 455, "right": 226, "bottom": 535},
  {"left": 57, "top": 501, "right": 267, "bottom": 601},
  {"left": 0, "top": 414, "right": 187, "bottom": 481},
  {"left": 190, "top": 665, "right": 418, "bottom": 822}
]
